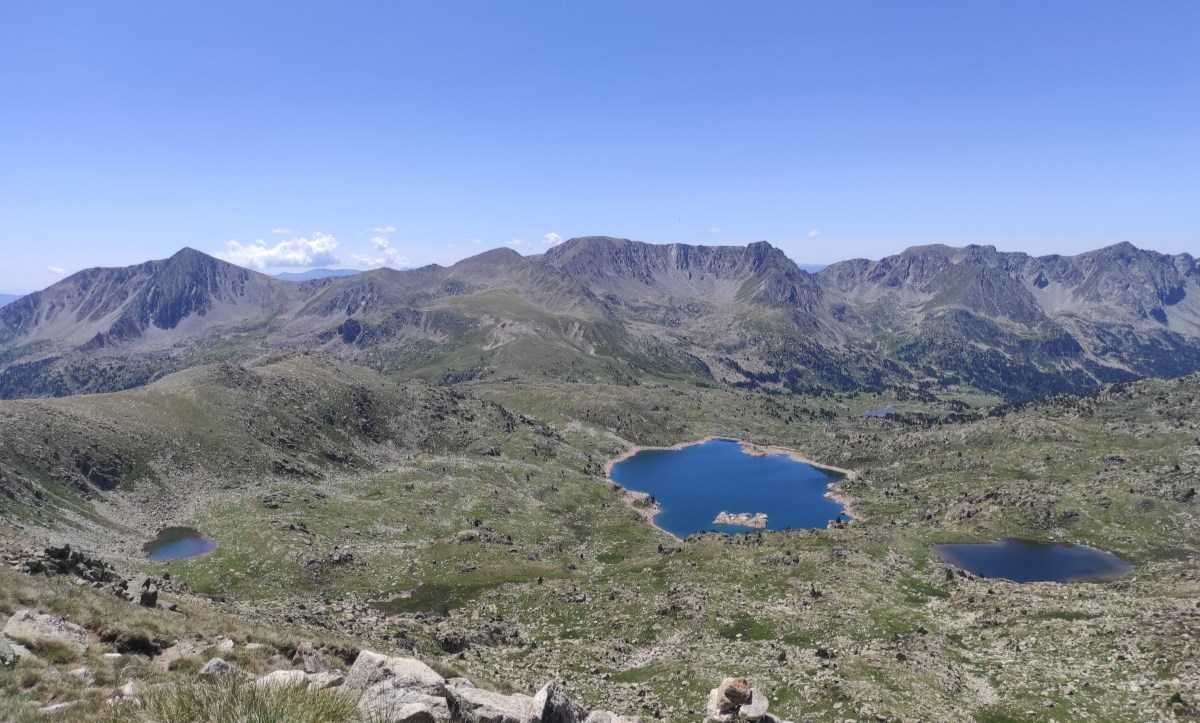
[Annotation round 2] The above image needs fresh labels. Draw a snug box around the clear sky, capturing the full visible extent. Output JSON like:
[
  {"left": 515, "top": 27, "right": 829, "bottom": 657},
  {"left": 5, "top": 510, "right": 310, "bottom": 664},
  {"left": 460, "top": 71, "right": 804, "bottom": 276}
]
[{"left": 2, "top": 2, "right": 1197, "bottom": 292}]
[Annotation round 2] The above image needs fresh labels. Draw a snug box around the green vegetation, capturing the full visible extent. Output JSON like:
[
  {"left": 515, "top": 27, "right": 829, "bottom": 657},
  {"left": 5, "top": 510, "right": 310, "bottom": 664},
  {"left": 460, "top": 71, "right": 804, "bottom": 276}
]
[
  {"left": 0, "top": 356, "right": 1197, "bottom": 720},
  {"left": 103, "top": 680, "right": 359, "bottom": 723}
]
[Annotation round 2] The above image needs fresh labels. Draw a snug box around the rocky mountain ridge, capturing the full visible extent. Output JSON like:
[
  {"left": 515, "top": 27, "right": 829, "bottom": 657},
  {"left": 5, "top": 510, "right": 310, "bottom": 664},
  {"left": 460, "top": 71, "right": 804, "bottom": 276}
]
[{"left": 2, "top": 238, "right": 1199, "bottom": 400}]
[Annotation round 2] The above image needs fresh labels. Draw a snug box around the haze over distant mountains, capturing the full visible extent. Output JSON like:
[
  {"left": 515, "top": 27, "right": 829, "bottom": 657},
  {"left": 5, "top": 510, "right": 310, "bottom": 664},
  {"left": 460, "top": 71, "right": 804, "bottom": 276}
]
[
  {"left": 273, "top": 268, "right": 361, "bottom": 282},
  {"left": 1, "top": 236, "right": 1198, "bottom": 401},
  {"left": 0, "top": 294, "right": 18, "bottom": 308}
]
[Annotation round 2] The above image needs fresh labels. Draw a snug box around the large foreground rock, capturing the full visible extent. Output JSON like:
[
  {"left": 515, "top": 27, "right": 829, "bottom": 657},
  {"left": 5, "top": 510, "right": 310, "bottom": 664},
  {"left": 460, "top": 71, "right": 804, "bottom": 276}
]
[
  {"left": 2, "top": 610, "right": 89, "bottom": 652},
  {"left": 529, "top": 682, "right": 584, "bottom": 723},
  {"left": 705, "top": 677, "right": 771, "bottom": 723},
  {"left": 254, "top": 669, "right": 310, "bottom": 688},
  {"left": 359, "top": 682, "right": 452, "bottom": 722},
  {"left": 340, "top": 650, "right": 447, "bottom": 700},
  {"left": 447, "top": 684, "right": 534, "bottom": 723}
]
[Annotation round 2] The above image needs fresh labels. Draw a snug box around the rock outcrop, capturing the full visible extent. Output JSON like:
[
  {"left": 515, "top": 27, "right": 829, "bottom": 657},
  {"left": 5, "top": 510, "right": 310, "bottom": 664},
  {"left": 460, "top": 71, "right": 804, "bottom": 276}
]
[
  {"left": 3, "top": 610, "right": 90, "bottom": 653},
  {"left": 714, "top": 511, "right": 768, "bottom": 529}
]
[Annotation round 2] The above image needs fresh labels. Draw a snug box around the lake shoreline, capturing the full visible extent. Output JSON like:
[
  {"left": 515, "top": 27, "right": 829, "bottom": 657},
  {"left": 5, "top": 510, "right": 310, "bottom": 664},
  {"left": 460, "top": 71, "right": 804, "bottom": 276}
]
[{"left": 605, "top": 436, "right": 861, "bottom": 539}]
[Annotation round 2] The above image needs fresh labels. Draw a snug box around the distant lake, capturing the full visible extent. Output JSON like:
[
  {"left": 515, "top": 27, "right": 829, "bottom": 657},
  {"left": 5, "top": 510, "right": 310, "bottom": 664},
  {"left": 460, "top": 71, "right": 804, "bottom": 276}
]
[
  {"left": 145, "top": 527, "right": 217, "bottom": 561},
  {"left": 609, "top": 439, "right": 845, "bottom": 538},
  {"left": 932, "top": 539, "right": 1132, "bottom": 583},
  {"left": 862, "top": 406, "right": 897, "bottom": 418}
]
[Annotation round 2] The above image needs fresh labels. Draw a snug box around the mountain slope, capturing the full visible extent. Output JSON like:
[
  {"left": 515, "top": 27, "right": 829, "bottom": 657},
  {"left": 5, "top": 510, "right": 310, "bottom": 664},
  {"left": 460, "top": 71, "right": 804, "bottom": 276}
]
[
  {"left": 3, "top": 239, "right": 1200, "bottom": 401},
  {"left": 274, "top": 268, "right": 361, "bottom": 281}
]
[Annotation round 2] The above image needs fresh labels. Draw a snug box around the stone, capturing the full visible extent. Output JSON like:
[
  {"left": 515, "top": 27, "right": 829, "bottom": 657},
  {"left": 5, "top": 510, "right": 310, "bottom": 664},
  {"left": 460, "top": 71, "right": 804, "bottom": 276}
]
[
  {"left": 307, "top": 671, "right": 345, "bottom": 690},
  {"left": 529, "top": 681, "right": 584, "bottom": 723},
  {"left": 583, "top": 711, "right": 641, "bottom": 723},
  {"left": 254, "top": 669, "right": 309, "bottom": 688},
  {"left": 719, "top": 678, "right": 752, "bottom": 708},
  {"left": 358, "top": 682, "right": 451, "bottom": 722},
  {"left": 3, "top": 610, "right": 89, "bottom": 653},
  {"left": 340, "top": 650, "right": 447, "bottom": 700},
  {"left": 293, "top": 642, "right": 336, "bottom": 674},
  {"left": 447, "top": 684, "right": 534, "bottom": 723},
  {"left": 740, "top": 688, "right": 769, "bottom": 721},
  {"left": 215, "top": 638, "right": 235, "bottom": 651},
  {"left": 37, "top": 702, "right": 76, "bottom": 715},
  {"left": 197, "top": 656, "right": 249, "bottom": 680},
  {"left": 139, "top": 585, "right": 158, "bottom": 608},
  {"left": 705, "top": 688, "right": 733, "bottom": 723},
  {"left": 0, "top": 637, "right": 15, "bottom": 667}
]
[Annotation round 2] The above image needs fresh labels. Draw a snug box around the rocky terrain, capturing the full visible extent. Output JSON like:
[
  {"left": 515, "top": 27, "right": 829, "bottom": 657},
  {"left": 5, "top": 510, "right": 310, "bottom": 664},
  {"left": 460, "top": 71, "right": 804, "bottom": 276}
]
[
  {"left": 4, "top": 238, "right": 1200, "bottom": 401},
  {"left": 1, "top": 240, "right": 1199, "bottom": 720},
  {"left": 0, "top": 350, "right": 1197, "bottom": 720}
]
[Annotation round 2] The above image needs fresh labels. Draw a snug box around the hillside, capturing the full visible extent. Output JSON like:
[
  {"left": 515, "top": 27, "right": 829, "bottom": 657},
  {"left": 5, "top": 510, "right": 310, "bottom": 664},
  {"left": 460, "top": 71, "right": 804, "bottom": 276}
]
[
  {"left": 3, "top": 239, "right": 1200, "bottom": 402},
  {"left": 0, "top": 353, "right": 1196, "bottom": 720}
]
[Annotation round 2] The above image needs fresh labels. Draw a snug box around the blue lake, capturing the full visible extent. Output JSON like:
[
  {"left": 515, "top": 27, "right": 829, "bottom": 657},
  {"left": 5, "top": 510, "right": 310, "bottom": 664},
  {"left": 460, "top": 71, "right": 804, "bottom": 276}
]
[
  {"left": 932, "top": 539, "right": 1132, "bottom": 583},
  {"left": 144, "top": 527, "right": 217, "bottom": 561},
  {"left": 609, "top": 439, "right": 846, "bottom": 538}
]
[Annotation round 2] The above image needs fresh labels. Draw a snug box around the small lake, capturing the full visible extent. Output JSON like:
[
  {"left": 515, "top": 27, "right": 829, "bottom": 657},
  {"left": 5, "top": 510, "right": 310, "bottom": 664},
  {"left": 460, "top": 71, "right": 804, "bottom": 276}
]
[
  {"left": 862, "top": 406, "right": 897, "bottom": 418},
  {"left": 144, "top": 527, "right": 217, "bottom": 561},
  {"left": 608, "top": 439, "right": 845, "bottom": 538},
  {"left": 932, "top": 539, "right": 1133, "bottom": 583}
]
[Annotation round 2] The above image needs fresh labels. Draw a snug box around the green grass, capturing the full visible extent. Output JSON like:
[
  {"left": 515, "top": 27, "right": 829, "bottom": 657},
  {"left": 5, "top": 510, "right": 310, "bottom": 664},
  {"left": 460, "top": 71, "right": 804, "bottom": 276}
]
[{"left": 102, "top": 680, "right": 360, "bottom": 723}]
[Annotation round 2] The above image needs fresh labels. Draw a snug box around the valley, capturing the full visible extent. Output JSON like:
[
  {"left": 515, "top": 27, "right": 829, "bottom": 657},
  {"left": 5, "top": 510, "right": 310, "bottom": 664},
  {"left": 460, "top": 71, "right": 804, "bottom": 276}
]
[{"left": 0, "top": 239, "right": 1198, "bottom": 721}]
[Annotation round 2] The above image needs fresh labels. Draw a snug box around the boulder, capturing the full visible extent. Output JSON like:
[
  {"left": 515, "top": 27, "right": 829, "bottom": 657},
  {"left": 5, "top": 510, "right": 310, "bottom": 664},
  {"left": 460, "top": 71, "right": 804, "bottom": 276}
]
[
  {"left": 293, "top": 642, "right": 336, "bottom": 674},
  {"left": 3, "top": 609, "right": 89, "bottom": 652},
  {"left": 740, "top": 689, "right": 769, "bottom": 721},
  {"left": 255, "top": 669, "right": 309, "bottom": 688},
  {"left": 358, "top": 682, "right": 451, "bottom": 722},
  {"left": 719, "top": 678, "right": 751, "bottom": 708},
  {"left": 197, "top": 656, "right": 249, "bottom": 681},
  {"left": 341, "top": 650, "right": 446, "bottom": 700},
  {"left": 447, "top": 684, "right": 534, "bottom": 723},
  {"left": 529, "top": 681, "right": 584, "bottom": 723},
  {"left": 139, "top": 584, "right": 158, "bottom": 608},
  {"left": 704, "top": 678, "right": 768, "bottom": 723},
  {"left": 0, "top": 637, "right": 15, "bottom": 668},
  {"left": 308, "top": 671, "right": 345, "bottom": 690}
]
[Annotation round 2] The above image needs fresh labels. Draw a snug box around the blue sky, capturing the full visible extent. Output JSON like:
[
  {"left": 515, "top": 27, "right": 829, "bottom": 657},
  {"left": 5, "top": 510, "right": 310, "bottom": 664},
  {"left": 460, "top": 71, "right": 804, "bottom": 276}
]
[{"left": 2, "top": 2, "right": 1197, "bottom": 292}]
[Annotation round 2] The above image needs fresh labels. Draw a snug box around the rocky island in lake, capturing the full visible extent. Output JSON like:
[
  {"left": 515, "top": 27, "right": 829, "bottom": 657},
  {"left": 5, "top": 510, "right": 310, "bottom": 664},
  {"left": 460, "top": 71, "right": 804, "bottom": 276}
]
[{"left": 713, "top": 511, "right": 768, "bottom": 529}]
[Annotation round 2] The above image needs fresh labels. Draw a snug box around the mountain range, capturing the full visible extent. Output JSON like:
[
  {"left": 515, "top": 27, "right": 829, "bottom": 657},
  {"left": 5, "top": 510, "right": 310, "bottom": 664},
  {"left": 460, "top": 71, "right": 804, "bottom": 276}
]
[
  {"left": 0, "top": 294, "right": 19, "bottom": 308},
  {"left": 1, "top": 236, "right": 1198, "bottom": 400},
  {"left": 273, "top": 268, "right": 362, "bottom": 281}
]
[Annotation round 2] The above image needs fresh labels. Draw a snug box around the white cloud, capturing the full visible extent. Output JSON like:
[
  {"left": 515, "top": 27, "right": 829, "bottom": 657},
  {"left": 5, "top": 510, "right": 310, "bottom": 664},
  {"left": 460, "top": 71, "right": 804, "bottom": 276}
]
[
  {"left": 470, "top": 238, "right": 482, "bottom": 245},
  {"left": 352, "top": 235, "right": 411, "bottom": 268},
  {"left": 216, "top": 232, "right": 341, "bottom": 269},
  {"left": 542, "top": 232, "right": 563, "bottom": 246},
  {"left": 271, "top": 228, "right": 294, "bottom": 234},
  {"left": 507, "top": 238, "right": 527, "bottom": 248},
  {"left": 709, "top": 226, "right": 721, "bottom": 234},
  {"left": 47, "top": 265, "right": 65, "bottom": 274},
  {"left": 368, "top": 225, "right": 396, "bottom": 234},
  {"left": 808, "top": 230, "right": 820, "bottom": 238}
]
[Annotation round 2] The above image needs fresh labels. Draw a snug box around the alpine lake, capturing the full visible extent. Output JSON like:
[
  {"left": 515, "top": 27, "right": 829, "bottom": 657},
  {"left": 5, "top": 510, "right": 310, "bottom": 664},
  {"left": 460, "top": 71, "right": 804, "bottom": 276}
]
[
  {"left": 932, "top": 538, "right": 1133, "bottom": 583},
  {"left": 608, "top": 438, "right": 847, "bottom": 538},
  {"left": 608, "top": 438, "right": 1134, "bottom": 584},
  {"left": 144, "top": 527, "right": 217, "bottom": 562}
]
